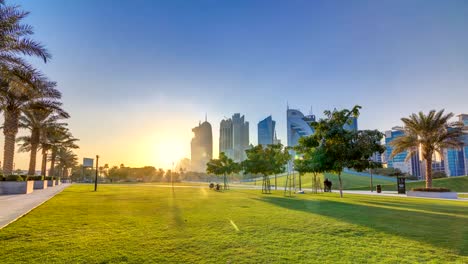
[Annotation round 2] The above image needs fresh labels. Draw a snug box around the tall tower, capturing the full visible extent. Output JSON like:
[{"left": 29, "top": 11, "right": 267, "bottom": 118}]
[
  {"left": 219, "top": 113, "right": 249, "bottom": 162},
  {"left": 258, "top": 115, "right": 276, "bottom": 146},
  {"left": 190, "top": 120, "right": 213, "bottom": 172}
]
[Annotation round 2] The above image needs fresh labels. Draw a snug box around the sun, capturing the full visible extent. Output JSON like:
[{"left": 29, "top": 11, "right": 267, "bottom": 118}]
[{"left": 153, "top": 137, "right": 188, "bottom": 169}]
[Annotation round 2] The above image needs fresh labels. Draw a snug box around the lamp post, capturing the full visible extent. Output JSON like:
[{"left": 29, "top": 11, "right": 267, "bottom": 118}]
[
  {"left": 94, "top": 155, "right": 99, "bottom": 191},
  {"left": 369, "top": 158, "right": 373, "bottom": 192}
]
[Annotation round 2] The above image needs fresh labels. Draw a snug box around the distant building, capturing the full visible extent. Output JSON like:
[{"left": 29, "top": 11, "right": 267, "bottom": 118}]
[
  {"left": 444, "top": 114, "right": 468, "bottom": 176},
  {"left": 287, "top": 108, "right": 315, "bottom": 149},
  {"left": 258, "top": 116, "right": 276, "bottom": 146},
  {"left": 219, "top": 113, "right": 249, "bottom": 162},
  {"left": 190, "top": 119, "right": 213, "bottom": 172},
  {"left": 384, "top": 127, "right": 421, "bottom": 177},
  {"left": 343, "top": 116, "right": 358, "bottom": 132}
]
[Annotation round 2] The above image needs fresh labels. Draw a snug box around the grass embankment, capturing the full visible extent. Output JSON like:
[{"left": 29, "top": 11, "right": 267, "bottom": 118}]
[
  {"left": 246, "top": 172, "right": 394, "bottom": 190},
  {"left": 349, "top": 175, "right": 468, "bottom": 192},
  {"left": 0, "top": 184, "right": 467, "bottom": 263}
]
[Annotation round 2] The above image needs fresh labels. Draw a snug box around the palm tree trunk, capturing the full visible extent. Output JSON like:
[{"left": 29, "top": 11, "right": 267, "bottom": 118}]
[
  {"left": 28, "top": 129, "right": 40, "bottom": 175},
  {"left": 49, "top": 149, "right": 56, "bottom": 176},
  {"left": 3, "top": 109, "right": 20, "bottom": 175},
  {"left": 41, "top": 148, "right": 48, "bottom": 176},
  {"left": 425, "top": 157, "right": 433, "bottom": 188}
]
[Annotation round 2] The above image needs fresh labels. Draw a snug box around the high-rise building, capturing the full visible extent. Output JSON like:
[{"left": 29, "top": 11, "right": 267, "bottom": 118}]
[
  {"left": 287, "top": 108, "right": 315, "bottom": 149},
  {"left": 444, "top": 114, "right": 468, "bottom": 176},
  {"left": 343, "top": 116, "right": 358, "bottom": 132},
  {"left": 190, "top": 119, "right": 213, "bottom": 172},
  {"left": 258, "top": 116, "right": 276, "bottom": 146},
  {"left": 384, "top": 127, "right": 421, "bottom": 177},
  {"left": 219, "top": 113, "right": 249, "bottom": 162}
]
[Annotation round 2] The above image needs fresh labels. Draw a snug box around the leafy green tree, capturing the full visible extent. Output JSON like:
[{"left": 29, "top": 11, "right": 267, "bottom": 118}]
[
  {"left": 270, "top": 144, "right": 291, "bottom": 190},
  {"left": 294, "top": 146, "right": 327, "bottom": 193},
  {"left": 243, "top": 145, "right": 272, "bottom": 193},
  {"left": 206, "top": 152, "right": 240, "bottom": 190},
  {"left": 300, "top": 105, "right": 385, "bottom": 197},
  {"left": 390, "top": 110, "right": 463, "bottom": 188}
]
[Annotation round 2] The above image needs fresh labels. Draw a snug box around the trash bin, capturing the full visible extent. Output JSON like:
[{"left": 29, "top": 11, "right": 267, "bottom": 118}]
[{"left": 376, "top": 185, "right": 382, "bottom": 193}]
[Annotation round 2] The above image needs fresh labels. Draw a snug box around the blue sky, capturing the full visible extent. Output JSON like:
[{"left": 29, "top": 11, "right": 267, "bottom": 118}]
[{"left": 8, "top": 0, "right": 468, "bottom": 168}]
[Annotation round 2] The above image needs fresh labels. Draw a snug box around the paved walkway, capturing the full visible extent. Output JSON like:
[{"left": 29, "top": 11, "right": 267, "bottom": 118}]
[{"left": 0, "top": 183, "right": 70, "bottom": 229}]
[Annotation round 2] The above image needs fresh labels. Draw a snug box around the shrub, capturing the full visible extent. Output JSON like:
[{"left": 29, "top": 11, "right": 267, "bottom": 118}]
[
  {"left": 432, "top": 171, "right": 447, "bottom": 179},
  {"left": 4, "top": 175, "right": 25, "bottom": 181},
  {"left": 411, "top": 187, "right": 451, "bottom": 192},
  {"left": 30, "top": 176, "right": 45, "bottom": 181},
  {"left": 19, "top": 175, "right": 32, "bottom": 181},
  {"left": 45, "top": 176, "right": 56, "bottom": 181}
]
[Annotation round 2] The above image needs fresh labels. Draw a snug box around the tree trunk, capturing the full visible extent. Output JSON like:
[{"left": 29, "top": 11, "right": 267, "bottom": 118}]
[
  {"left": 3, "top": 109, "right": 20, "bottom": 175},
  {"left": 41, "top": 148, "right": 48, "bottom": 176},
  {"left": 338, "top": 171, "right": 344, "bottom": 198},
  {"left": 275, "top": 174, "right": 277, "bottom": 190},
  {"left": 28, "top": 128, "right": 40, "bottom": 175},
  {"left": 299, "top": 173, "right": 302, "bottom": 191},
  {"left": 313, "top": 173, "right": 317, "bottom": 194},
  {"left": 223, "top": 173, "right": 227, "bottom": 190},
  {"left": 49, "top": 149, "right": 56, "bottom": 176},
  {"left": 425, "top": 156, "right": 433, "bottom": 188}
]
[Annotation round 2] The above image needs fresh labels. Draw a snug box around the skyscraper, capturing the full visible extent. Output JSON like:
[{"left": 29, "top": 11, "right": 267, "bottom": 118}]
[
  {"left": 190, "top": 119, "right": 213, "bottom": 172},
  {"left": 444, "top": 114, "right": 468, "bottom": 176},
  {"left": 287, "top": 108, "right": 315, "bottom": 149},
  {"left": 384, "top": 127, "right": 421, "bottom": 177},
  {"left": 343, "top": 116, "right": 358, "bottom": 131},
  {"left": 219, "top": 113, "right": 249, "bottom": 162},
  {"left": 258, "top": 116, "right": 276, "bottom": 146}
]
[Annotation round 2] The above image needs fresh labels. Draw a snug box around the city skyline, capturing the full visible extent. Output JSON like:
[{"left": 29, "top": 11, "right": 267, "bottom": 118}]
[{"left": 4, "top": 0, "right": 468, "bottom": 169}]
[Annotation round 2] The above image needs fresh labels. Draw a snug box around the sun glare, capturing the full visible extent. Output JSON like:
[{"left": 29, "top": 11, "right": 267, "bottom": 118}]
[{"left": 154, "top": 137, "right": 187, "bottom": 169}]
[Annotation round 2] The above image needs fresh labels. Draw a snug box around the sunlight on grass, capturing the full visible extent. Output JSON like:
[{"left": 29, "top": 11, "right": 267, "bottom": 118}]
[{"left": 0, "top": 184, "right": 466, "bottom": 263}]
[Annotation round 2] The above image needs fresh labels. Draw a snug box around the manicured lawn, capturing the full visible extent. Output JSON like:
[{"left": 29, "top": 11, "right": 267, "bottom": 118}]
[
  {"left": 1, "top": 184, "right": 467, "bottom": 263},
  {"left": 350, "top": 176, "right": 468, "bottom": 192},
  {"left": 246, "top": 172, "right": 394, "bottom": 190}
]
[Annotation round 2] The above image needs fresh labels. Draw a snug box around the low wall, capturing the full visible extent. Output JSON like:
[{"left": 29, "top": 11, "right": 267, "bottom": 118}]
[
  {"left": 407, "top": 191, "right": 458, "bottom": 199},
  {"left": 0, "top": 181, "right": 34, "bottom": 194},
  {"left": 33, "top": 180, "right": 48, "bottom": 190}
]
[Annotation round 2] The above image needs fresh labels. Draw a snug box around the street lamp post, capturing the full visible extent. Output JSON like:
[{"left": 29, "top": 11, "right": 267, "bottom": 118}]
[
  {"left": 94, "top": 155, "right": 99, "bottom": 191},
  {"left": 369, "top": 159, "right": 373, "bottom": 192}
]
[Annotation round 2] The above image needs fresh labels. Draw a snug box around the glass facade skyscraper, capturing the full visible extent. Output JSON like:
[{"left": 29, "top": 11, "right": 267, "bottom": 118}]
[
  {"left": 286, "top": 108, "right": 315, "bottom": 149},
  {"left": 384, "top": 127, "right": 421, "bottom": 177},
  {"left": 444, "top": 114, "right": 468, "bottom": 176},
  {"left": 343, "top": 117, "right": 358, "bottom": 132},
  {"left": 258, "top": 116, "right": 276, "bottom": 146}
]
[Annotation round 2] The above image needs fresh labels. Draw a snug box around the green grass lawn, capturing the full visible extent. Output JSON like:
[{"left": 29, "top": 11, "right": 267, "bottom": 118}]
[
  {"left": 349, "top": 176, "right": 468, "bottom": 192},
  {"left": 1, "top": 184, "right": 467, "bottom": 263},
  {"left": 245, "top": 172, "right": 394, "bottom": 190}
]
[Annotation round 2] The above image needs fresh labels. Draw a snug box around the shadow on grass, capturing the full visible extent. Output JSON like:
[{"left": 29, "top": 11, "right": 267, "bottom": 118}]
[{"left": 255, "top": 196, "right": 468, "bottom": 256}]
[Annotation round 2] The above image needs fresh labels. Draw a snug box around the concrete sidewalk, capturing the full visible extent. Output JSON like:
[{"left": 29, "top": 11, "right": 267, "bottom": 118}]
[{"left": 0, "top": 183, "right": 70, "bottom": 229}]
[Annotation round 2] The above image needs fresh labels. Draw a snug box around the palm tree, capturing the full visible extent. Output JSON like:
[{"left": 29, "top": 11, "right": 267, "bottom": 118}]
[
  {"left": 390, "top": 110, "right": 464, "bottom": 188},
  {"left": 0, "top": 68, "right": 60, "bottom": 175},
  {"left": 47, "top": 127, "right": 79, "bottom": 176},
  {"left": 0, "top": 1, "right": 51, "bottom": 175},
  {"left": 55, "top": 148, "right": 78, "bottom": 177},
  {"left": 18, "top": 100, "right": 69, "bottom": 175},
  {"left": 0, "top": 1, "right": 51, "bottom": 67}
]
